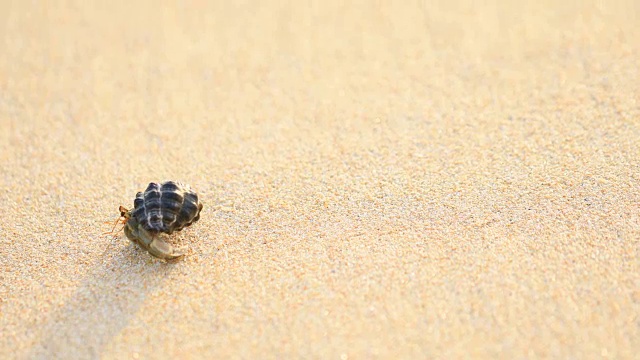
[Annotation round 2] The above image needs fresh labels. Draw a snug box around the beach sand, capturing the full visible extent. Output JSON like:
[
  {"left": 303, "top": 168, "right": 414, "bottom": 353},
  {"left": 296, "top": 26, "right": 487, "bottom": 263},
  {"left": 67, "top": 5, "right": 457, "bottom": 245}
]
[{"left": 1, "top": 1, "right": 639, "bottom": 358}]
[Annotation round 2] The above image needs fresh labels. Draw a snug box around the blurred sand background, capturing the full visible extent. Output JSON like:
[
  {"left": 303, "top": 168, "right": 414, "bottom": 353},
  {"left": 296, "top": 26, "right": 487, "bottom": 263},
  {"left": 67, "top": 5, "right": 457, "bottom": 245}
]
[{"left": 1, "top": 1, "right": 639, "bottom": 358}]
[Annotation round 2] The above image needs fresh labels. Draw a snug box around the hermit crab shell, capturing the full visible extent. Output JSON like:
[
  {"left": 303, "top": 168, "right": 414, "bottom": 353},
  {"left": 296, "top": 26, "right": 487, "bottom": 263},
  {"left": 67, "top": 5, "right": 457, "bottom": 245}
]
[{"left": 131, "top": 181, "right": 203, "bottom": 235}]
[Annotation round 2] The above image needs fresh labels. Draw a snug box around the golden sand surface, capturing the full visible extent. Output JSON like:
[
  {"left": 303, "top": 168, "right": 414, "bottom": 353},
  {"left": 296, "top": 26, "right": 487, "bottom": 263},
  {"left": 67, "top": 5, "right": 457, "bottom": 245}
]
[{"left": 1, "top": 1, "right": 639, "bottom": 358}]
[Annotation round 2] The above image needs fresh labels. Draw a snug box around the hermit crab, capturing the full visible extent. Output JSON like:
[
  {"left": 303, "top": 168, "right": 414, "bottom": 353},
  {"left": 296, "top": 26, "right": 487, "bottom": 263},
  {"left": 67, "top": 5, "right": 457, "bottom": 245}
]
[{"left": 104, "top": 181, "right": 203, "bottom": 260}]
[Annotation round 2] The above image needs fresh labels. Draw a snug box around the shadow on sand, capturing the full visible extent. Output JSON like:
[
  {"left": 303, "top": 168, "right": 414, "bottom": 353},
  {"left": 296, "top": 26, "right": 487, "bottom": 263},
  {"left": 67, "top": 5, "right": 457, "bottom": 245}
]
[{"left": 27, "top": 241, "right": 179, "bottom": 359}]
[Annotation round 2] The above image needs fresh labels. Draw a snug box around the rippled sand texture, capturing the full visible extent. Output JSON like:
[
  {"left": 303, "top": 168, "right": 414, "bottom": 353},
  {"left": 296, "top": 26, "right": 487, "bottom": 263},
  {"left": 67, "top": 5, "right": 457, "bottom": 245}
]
[{"left": 1, "top": 1, "right": 639, "bottom": 358}]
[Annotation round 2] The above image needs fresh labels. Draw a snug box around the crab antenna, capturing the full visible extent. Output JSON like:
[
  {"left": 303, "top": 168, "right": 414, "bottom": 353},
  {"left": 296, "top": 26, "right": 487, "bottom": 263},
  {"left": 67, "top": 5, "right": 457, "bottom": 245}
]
[{"left": 101, "top": 206, "right": 129, "bottom": 236}]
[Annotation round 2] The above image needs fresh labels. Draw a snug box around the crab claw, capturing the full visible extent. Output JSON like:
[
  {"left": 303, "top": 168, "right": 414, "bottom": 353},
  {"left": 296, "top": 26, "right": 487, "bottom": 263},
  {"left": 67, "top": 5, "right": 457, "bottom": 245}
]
[
  {"left": 146, "top": 235, "right": 186, "bottom": 261},
  {"left": 124, "top": 219, "right": 186, "bottom": 261}
]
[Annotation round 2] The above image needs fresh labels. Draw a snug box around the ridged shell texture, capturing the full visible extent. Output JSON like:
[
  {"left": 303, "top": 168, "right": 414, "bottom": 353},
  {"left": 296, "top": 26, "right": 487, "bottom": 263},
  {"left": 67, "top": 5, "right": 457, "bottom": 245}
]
[{"left": 131, "top": 181, "right": 203, "bottom": 234}]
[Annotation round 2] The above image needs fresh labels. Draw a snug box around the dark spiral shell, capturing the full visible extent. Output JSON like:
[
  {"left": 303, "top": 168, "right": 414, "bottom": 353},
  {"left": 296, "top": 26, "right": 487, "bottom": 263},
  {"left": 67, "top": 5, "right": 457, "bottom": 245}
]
[{"left": 131, "top": 181, "right": 203, "bottom": 235}]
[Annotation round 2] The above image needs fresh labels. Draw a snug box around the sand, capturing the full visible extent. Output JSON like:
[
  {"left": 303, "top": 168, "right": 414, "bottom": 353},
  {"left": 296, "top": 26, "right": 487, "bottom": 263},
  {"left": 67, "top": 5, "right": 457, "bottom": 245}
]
[{"left": 1, "top": 1, "right": 639, "bottom": 358}]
